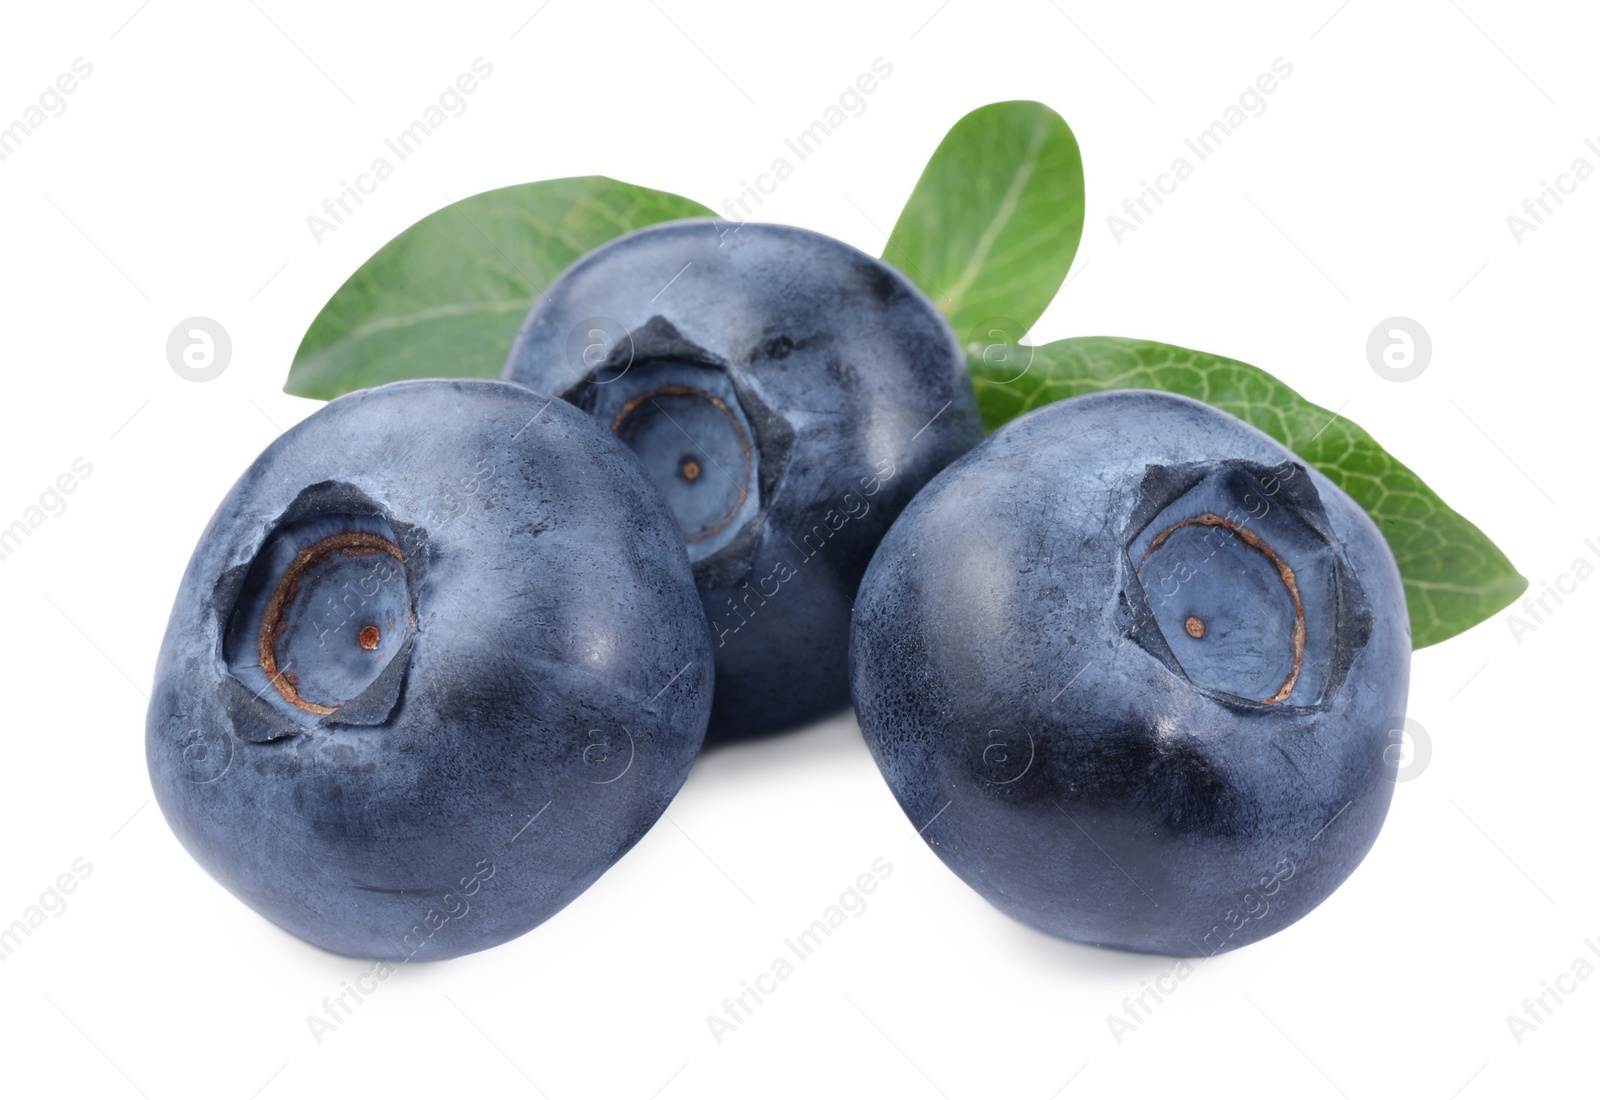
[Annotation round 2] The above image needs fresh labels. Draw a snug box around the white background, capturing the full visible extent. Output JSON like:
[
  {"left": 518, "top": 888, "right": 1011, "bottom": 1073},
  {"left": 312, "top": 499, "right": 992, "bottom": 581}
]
[{"left": 0, "top": 2, "right": 1595, "bottom": 1097}]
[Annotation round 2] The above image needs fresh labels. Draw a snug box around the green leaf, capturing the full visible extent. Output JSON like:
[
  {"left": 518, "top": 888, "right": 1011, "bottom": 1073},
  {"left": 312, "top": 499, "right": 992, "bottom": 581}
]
[
  {"left": 883, "top": 100, "right": 1084, "bottom": 348},
  {"left": 969, "top": 335, "right": 1527, "bottom": 648},
  {"left": 286, "top": 177, "right": 715, "bottom": 399}
]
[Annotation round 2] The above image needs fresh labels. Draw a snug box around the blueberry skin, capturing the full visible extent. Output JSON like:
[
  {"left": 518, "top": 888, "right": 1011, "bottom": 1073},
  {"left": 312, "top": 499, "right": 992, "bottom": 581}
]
[
  {"left": 503, "top": 219, "right": 983, "bottom": 739},
  {"left": 147, "top": 379, "right": 713, "bottom": 961},
  {"left": 850, "top": 390, "right": 1411, "bottom": 956}
]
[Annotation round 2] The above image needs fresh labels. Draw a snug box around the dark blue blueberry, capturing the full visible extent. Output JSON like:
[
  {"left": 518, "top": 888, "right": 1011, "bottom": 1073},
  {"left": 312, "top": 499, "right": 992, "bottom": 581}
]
[
  {"left": 147, "top": 379, "right": 713, "bottom": 960},
  {"left": 850, "top": 390, "right": 1411, "bottom": 956},
  {"left": 503, "top": 219, "right": 982, "bottom": 738}
]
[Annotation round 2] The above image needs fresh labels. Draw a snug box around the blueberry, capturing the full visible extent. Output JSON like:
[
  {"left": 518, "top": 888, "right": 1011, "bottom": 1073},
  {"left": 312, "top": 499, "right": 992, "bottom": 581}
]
[
  {"left": 503, "top": 219, "right": 982, "bottom": 738},
  {"left": 849, "top": 391, "right": 1411, "bottom": 956},
  {"left": 146, "top": 379, "right": 713, "bottom": 960}
]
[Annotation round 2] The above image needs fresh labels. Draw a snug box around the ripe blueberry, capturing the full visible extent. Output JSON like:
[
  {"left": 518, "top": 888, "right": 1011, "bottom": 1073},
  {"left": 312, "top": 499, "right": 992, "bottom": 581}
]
[
  {"left": 147, "top": 379, "right": 713, "bottom": 960},
  {"left": 850, "top": 390, "right": 1411, "bottom": 955},
  {"left": 503, "top": 219, "right": 983, "bottom": 738}
]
